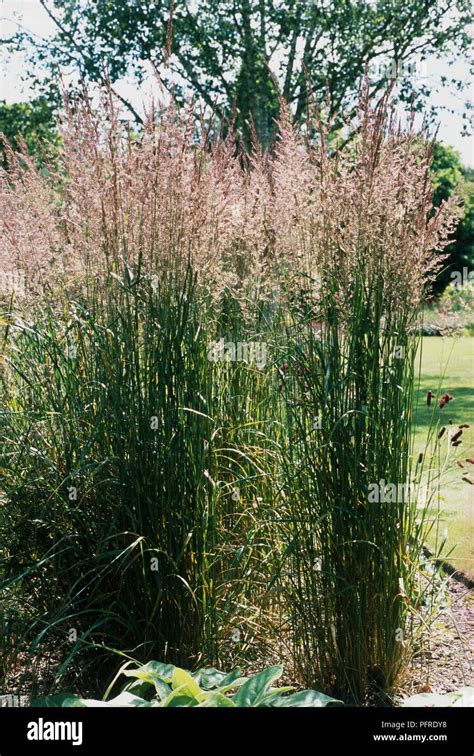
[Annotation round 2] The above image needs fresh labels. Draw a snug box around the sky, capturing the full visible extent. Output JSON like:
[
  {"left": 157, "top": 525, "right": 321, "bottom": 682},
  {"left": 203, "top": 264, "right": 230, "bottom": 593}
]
[{"left": 1, "top": 0, "right": 473, "bottom": 166}]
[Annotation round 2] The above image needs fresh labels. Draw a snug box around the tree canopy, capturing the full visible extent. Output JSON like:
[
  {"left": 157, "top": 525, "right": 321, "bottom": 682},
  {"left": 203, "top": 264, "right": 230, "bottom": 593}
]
[
  {"left": 430, "top": 143, "right": 474, "bottom": 293},
  {"left": 0, "top": 97, "right": 58, "bottom": 167},
  {"left": 9, "top": 0, "right": 472, "bottom": 145}
]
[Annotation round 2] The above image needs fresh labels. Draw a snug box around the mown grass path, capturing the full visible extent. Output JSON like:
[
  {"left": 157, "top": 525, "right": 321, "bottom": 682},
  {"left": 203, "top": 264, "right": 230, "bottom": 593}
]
[{"left": 414, "top": 337, "right": 474, "bottom": 577}]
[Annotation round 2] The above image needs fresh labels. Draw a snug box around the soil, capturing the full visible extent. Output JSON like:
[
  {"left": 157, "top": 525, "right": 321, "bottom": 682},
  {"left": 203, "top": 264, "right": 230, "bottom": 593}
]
[
  {"left": 3, "top": 576, "right": 473, "bottom": 706},
  {"left": 403, "top": 575, "right": 474, "bottom": 696}
]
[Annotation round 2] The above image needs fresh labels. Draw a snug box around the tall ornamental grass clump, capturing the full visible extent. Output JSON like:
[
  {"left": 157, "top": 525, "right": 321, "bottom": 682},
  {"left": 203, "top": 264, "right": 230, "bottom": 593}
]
[
  {"left": 0, "top": 96, "right": 279, "bottom": 689},
  {"left": 0, "top": 270, "right": 283, "bottom": 688},
  {"left": 261, "top": 93, "right": 460, "bottom": 702},
  {"left": 0, "top": 85, "right": 459, "bottom": 700},
  {"left": 1, "top": 272, "right": 221, "bottom": 669}
]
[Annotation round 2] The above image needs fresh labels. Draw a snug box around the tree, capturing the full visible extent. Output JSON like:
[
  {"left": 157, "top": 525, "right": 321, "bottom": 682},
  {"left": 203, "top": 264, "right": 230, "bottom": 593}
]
[
  {"left": 13, "top": 0, "right": 472, "bottom": 146},
  {"left": 430, "top": 142, "right": 473, "bottom": 294},
  {"left": 0, "top": 97, "right": 59, "bottom": 167}
]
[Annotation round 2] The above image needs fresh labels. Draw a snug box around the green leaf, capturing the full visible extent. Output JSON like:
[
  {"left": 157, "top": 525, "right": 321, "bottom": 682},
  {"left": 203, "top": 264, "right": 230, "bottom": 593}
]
[
  {"left": 122, "top": 680, "right": 158, "bottom": 699},
  {"left": 452, "top": 687, "right": 474, "bottom": 707},
  {"left": 402, "top": 688, "right": 474, "bottom": 708},
  {"left": 273, "top": 690, "right": 344, "bottom": 707},
  {"left": 161, "top": 686, "right": 198, "bottom": 707},
  {"left": 34, "top": 691, "right": 154, "bottom": 707},
  {"left": 259, "top": 686, "right": 295, "bottom": 705},
  {"left": 196, "top": 692, "right": 237, "bottom": 707},
  {"left": 31, "top": 694, "right": 87, "bottom": 708},
  {"left": 232, "top": 666, "right": 284, "bottom": 707},
  {"left": 193, "top": 666, "right": 247, "bottom": 693},
  {"left": 194, "top": 667, "right": 227, "bottom": 689},
  {"left": 214, "top": 679, "right": 248, "bottom": 694},
  {"left": 219, "top": 668, "right": 247, "bottom": 688},
  {"left": 123, "top": 661, "right": 175, "bottom": 683},
  {"left": 87, "top": 692, "right": 153, "bottom": 707},
  {"left": 121, "top": 661, "right": 175, "bottom": 699},
  {"left": 171, "top": 668, "right": 203, "bottom": 699},
  {"left": 123, "top": 678, "right": 171, "bottom": 701}
]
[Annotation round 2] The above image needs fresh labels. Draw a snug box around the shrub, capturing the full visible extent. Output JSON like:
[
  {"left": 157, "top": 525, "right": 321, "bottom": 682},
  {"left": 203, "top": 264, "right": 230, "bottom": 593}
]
[
  {"left": 422, "top": 280, "right": 474, "bottom": 335},
  {"left": 32, "top": 661, "right": 343, "bottom": 708}
]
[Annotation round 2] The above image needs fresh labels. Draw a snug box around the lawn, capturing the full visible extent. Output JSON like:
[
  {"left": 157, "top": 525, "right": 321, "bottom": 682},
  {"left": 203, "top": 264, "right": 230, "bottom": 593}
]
[{"left": 414, "top": 336, "right": 474, "bottom": 577}]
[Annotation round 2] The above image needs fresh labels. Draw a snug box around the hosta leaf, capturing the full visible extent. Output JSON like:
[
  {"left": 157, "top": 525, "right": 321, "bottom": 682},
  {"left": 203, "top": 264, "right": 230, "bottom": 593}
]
[
  {"left": 259, "top": 686, "right": 295, "bottom": 704},
  {"left": 163, "top": 696, "right": 196, "bottom": 707},
  {"left": 402, "top": 688, "right": 474, "bottom": 708},
  {"left": 122, "top": 680, "right": 155, "bottom": 698},
  {"left": 219, "top": 668, "right": 247, "bottom": 688},
  {"left": 92, "top": 692, "right": 153, "bottom": 707},
  {"left": 161, "top": 686, "right": 198, "bottom": 707},
  {"left": 194, "top": 667, "right": 227, "bottom": 690},
  {"left": 124, "top": 677, "right": 171, "bottom": 701},
  {"left": 273, "top": 690, "right": 344, "bottom": 707},
  {"left": 123, "top": 661, "right": 175, "bottom": 683},
  {"left": 171, "top": 668, "right": 203, "bottom": 699},
  {"left": 452, "top": 687, "right": 474, "bottom": 706},
  {"left": 31, "top": 694, "right": 87, "bottom": 708},
  {"left": 402, "top": 692, "right": 454, "bottom": 707},
  {"left": 196, "top": 692, "right": 237, "bottom": 707},
  {"left": 214, "top": 679, "right": 248, "bottom": 694},
  {"left": 232, "top": 666, "right": 283, "bottom": 707},
  {"left": 150, "top": 678, "right": 172, "bottom": 700},
  {"left": 122, "top": 661, "right": 175, "bottom": 698},
  {"left": 32, "top": 663, "right": 348, "bottom": 709}
]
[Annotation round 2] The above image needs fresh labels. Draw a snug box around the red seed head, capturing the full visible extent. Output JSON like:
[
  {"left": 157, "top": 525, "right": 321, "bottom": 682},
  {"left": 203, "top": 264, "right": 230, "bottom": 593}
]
[{"left": 439, "top": 393, "right": 453, "bottom": 409}]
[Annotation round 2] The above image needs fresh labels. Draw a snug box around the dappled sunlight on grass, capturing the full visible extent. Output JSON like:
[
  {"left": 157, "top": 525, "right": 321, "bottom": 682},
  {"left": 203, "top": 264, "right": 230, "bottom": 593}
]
[{"left": 414, "top": 336, "right": 474, "bottom": 576}]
